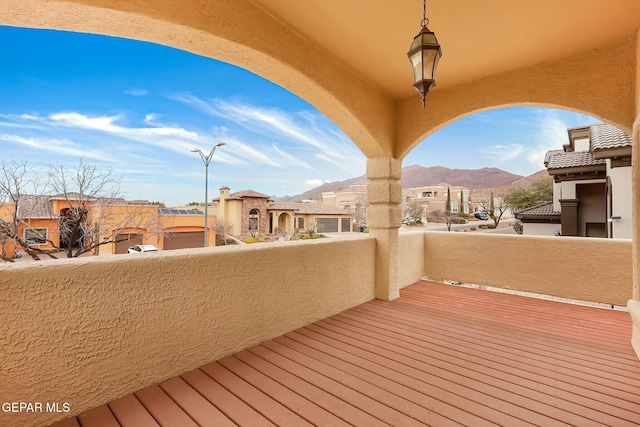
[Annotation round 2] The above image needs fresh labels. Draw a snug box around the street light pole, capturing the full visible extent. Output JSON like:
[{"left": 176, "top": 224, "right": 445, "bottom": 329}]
[{"left": 192, "top": 142, "right": 225, "bottom": 247}]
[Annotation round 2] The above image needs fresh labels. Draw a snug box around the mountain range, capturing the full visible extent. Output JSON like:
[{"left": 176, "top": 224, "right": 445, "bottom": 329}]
[{"left": 275, "top": 165, "right": 547, "bottom": 202}]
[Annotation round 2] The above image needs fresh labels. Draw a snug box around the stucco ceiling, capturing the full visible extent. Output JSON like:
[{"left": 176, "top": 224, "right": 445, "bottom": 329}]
[{"left": 249, "top": 0, "right": 640, "bottom": 100}]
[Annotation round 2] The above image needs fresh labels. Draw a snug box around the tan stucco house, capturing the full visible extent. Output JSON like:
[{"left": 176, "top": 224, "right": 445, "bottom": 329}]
[
  {"left": 215, "top": 186, "right": 353, "bottom": 236},
  {"left": 404, "top": 183, "right": 470, "bottom": 217}
]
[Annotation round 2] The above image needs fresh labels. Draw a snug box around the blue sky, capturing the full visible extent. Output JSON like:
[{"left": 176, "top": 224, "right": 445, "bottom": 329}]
[{"left": 0, "top": 26, "right": 601, "bottom": 206}]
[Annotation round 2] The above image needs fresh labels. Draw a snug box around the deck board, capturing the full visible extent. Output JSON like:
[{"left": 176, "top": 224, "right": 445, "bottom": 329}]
[
  {"left": 158, "top": 377, "right": 236, "bottom": 427},
  {"left": 54, "top": 281, "right": 640, "bottom": 427},
  {"left": 108, "top": 394, "right": 159, "bottom": 427}
]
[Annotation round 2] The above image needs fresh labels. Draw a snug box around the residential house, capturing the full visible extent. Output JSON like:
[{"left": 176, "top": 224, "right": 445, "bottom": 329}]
[
  {"left": 322, "top": 180, "right": 368, "bottom": 227},
  {"left": 323, "top": 181, "right": 471, "bottom": 225},
  {"left": 517, "top": 124, "right": 632, "bottom": 238},
  {"left": 403, "top": 183, "right": 470, "bottom": 219},
  {"left": 215, "top": 186, "right": 353, "bottom": 236},
  {"left": 0, "top": 194, "right": 215, "bottom": 256}
]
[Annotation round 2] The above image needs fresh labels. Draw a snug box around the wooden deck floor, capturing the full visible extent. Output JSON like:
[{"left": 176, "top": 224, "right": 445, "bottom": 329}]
[{"left": 52, "top": 281, "right": 640, "bottom": 427}]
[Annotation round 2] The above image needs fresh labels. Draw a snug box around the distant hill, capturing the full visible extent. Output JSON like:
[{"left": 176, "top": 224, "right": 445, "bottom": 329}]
[
  {"left": 476, "top": 169, "right": 549, "bottom": 195},
  {"left": 277, "top": 165, "right": 540, "bottom": 202}
]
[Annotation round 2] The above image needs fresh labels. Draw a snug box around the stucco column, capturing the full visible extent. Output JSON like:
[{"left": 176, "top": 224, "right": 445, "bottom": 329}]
[
  {"left": 629, "top": 28, "right": 640, "bottom": 358},
  {"left": 367, "top": 157, "right": 403, "bottom": 301}
]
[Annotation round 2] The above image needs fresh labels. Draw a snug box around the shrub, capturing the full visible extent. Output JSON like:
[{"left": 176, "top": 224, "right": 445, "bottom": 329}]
[
  {"left": 216, "top": 238, "right": 237, "bottom": 246},
  {"left": 470, "top": 226, "right": 477, "bottom": 231},
  {"left": 487, "top": 224, "right": 496, "bottom": 229},
  {"left": 293, "top": 232, "right": 326, "bottom": 240},
  {"left": 513, "top": 220, "right": 523, "bottom": 234},
  {"left": 243, "top": 237, "right": 258, "bottom": 244}
]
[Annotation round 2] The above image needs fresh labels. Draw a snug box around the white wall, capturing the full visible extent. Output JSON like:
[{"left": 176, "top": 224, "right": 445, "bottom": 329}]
[
  {"left": 523, "top": 222, "right": 560, "bottom": 236},
  {"left": 607, "top": 163, "right": 632, "bottom": 239}
]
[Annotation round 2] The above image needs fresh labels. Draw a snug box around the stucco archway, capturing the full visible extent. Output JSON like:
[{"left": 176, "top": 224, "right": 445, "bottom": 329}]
[{"left": 277, "top": 212, "right": 292, "bottom": 234}]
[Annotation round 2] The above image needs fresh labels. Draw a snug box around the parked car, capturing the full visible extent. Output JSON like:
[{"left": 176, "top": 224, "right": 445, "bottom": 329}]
[
  {"left": 474, "top": 212, "right": 489, "bottom": 220},
  {"left": 127, "top": 244, "right": 160, "bottom": 253}
]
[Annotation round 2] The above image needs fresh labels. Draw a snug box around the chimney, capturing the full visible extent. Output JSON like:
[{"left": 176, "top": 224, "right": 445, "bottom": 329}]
[{"left": 218, "top": 186, "right": 230, "bottom": 223}]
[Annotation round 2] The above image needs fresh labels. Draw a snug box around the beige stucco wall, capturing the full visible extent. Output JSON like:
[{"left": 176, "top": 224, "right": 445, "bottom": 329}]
[
  {"left": 1, "top": 238, "right": 375, "bottom": 427},
  {"left": 424, "top": 232, "right": 632, "bottom": 306},
  {"left": 398, "top": 231, "right": 425, "bottom": 289}
]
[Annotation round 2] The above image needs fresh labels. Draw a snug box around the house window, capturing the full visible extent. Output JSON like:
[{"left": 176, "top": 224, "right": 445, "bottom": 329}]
[
  {"left": 249, "top": 209, "right": 259, "bottom": 232},
  {"left": 297, "top": 217, "right": 305, "bottom": 229},
  {"left": 422, "top": 192, "right": 433, "bottom": 198},
  {"left": 451, "top": 203, "right": 459, "bottom": 213},
  {"left": 24, "top": 228, "right": 47, "bottom": 245}
]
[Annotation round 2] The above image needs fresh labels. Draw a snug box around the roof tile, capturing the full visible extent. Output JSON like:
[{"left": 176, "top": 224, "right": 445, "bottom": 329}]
[
  {"left": 590, "top": 123, "right": 632, "bottom": 151},
  {"left": 547, "top": 151, "right": 605, "bottom": 170}
]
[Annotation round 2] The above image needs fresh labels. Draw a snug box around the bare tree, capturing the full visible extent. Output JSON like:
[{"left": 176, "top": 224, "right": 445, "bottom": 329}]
[
  {"left": 402, "top": 200, "right": 425, "bottom": 225},
  {"left": 0, "top": 160, "right": 47, "bottom": 260},
  {"left": 477, "top": 191, "right": 508, "bottom": 227},
  {"left": 52, "top": 161, "right": 160, "bottom": 257},
  {"left": 44, "top": 160, "right": 160, "bottom": 258},
  {"left": 353, "top": 193, "right": 369, "bottom": 229},
  {"left": 0, "top": 160, "right": 161, "bottom": 260},
  {"left": 214, "top": 220, "right": 233, "bottom": 245}
]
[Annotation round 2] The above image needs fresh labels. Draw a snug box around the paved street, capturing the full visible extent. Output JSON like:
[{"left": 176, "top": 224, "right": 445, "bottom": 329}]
[{"left": 400, "top": 218, "right": 517, "bottom": 235}]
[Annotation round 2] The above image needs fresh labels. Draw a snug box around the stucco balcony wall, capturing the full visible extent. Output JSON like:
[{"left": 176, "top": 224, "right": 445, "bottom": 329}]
[
  {"left": 0, "top": 238, "right": 375, "bottom": 427},
  {"left": 423, "top": 231, "right": 632, "bottom": 306},
  {"left": 398, "top": 231, "right": 425, "bottom": 289}
]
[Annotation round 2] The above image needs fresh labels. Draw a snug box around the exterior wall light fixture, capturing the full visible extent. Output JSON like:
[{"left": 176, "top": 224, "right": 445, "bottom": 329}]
[{"left": 407, "top": 0, "right": 442, "bottom": 108}]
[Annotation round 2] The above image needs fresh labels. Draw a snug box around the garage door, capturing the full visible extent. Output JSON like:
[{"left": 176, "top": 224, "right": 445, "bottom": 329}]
[
  {"left": 163, "top": 231, "right": 204, "bottom": 250},
  {"left": 317, "top": 218, "right": 338, "bottom": 233},
  {"left": 115, "top": 234, "right": 143, "bottom": 254},
  {"left": 341, "top": 218, "right": 351, "bottom": 232}
]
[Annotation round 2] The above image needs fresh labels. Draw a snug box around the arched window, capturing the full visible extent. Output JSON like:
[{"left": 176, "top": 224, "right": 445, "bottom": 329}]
[{"left": 249, "top": 209, "right": 259, "bottom": 233}]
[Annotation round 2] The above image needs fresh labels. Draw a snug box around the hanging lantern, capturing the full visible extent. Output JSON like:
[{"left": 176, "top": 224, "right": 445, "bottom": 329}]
[{"left": 408, "top": 0, "right": 442, "bottom": 107}]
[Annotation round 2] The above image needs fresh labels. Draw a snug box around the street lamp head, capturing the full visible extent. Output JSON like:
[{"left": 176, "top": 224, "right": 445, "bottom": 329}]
[
  {"left": 216, "top": 142, "right": 226, "bottom": 147},
  {"left": 191, "top": 149, "right": 199, "bottom": 153}
]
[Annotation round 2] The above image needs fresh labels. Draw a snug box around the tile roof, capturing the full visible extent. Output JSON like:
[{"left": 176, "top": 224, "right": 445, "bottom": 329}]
[
  {"left": 49, "top": 192, "right": 94, "bottom": 201},
  {"left": 223, "top": 190, "right": 271, "bottom": 200},
  {"left": 515, "top": 202, "right": 560, "bottom": 217},
  {"left": 546, "top": 151, "right": 605, "bottom": 170},
  {"left": 590, "top": 123, "right": 632, "bottom": 151},
  {"left": 269, "top": 201, "right": 350, "bottom": 215},
  {"left": 543, "top": 149, "right": 563, "bottom": 167},
  {"left": 16, "top": 195, "right": 53, "bottom": 218}
]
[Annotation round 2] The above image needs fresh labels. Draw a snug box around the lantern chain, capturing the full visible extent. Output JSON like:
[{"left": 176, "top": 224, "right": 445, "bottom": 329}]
[{"left": 421, "top": 0, "right": 429, "bottom": 28}]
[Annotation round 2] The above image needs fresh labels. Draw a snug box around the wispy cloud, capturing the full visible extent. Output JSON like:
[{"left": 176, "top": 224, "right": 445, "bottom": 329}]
[
  {"left": 172, "top": 94, "right": 366, "bottom": 174},
  {"left": 125, "top": 88, "right": 148, "bottom": 96},
  {"left": 0, "top": 134, "right": 116, "bottom": 161},
  {"left": 478, "top": 108, "right": 603, "bottom": 174},
  {"left": 482, "top": 143, "right": 525, "bottom": 165},
  {"left": 272, "top": 143, "right": 313, "bottom": 169}
]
